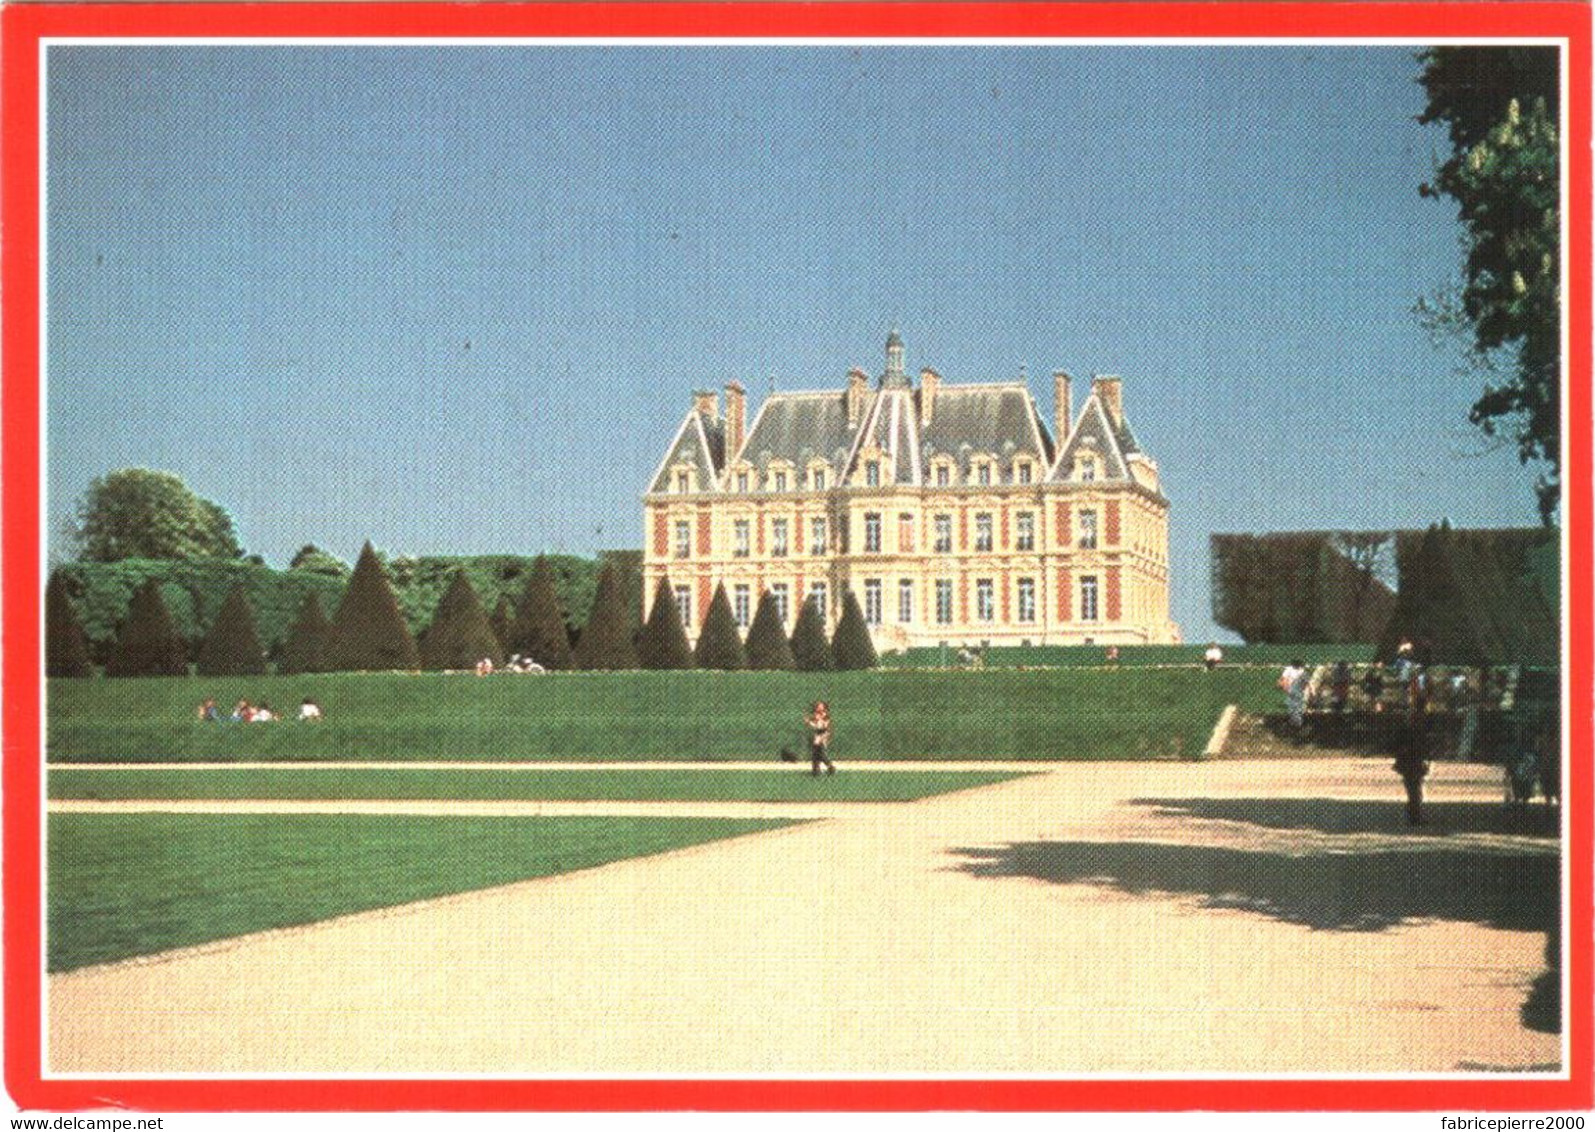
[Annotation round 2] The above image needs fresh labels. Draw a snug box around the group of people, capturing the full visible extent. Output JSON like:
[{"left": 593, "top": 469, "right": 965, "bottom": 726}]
[
  {"left": 474, "top": 656, "right": 547, "bottom": 676},
  {"left": 197, "top": 697, "right": 322, "bottom": 722}
]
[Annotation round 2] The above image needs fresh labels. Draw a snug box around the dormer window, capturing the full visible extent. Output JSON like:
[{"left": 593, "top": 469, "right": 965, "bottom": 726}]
[
  {"left": 1078, "top": 457, "right": 1097, "bottom": 482},
  {"left": 977, "top": 463, "right": 992, "bottom": 487},
  {"left": 774, "top": 471, "right": 788, "bottom": 493},
  {"left": 866, "top": 461, "right": 880, "bottom": 488},
  {"left": 1017, "top": 461, "right": 1033, "bottom": 485},
  {"left": 812, "top": 468, "right": 827, "bottom": 491},
  {"left": 736, "top": 471, "right": 749, "bottom": 493},
  {"left": 674, "top": 470, "right": 691, "bottom": 494},
  {"left": 935, "top": 464, "right": 951, "bottom": 488}
]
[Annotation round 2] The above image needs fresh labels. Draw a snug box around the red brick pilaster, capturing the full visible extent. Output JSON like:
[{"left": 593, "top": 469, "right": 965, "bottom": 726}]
[
  {"left": 697, "top": 576, "right": 712, "bottom": 631},
  {"left": 652, "top": 511, "right": 668, "bottom": 558},
  {"left": 1106, "top": 500, "right": 1121, "bottom": 546},
  {"left": 1106, "top": 566, "right": 1122, "bottom": 622},
  {"left": 1055, "top": 502, "right": 1070, "bottom": 549},
  {"left": 1058, "top": 569, "right": 1071, "bottom": 622},
  {"left": 697, "top": 509, "right": 712, "bottom": 557}
]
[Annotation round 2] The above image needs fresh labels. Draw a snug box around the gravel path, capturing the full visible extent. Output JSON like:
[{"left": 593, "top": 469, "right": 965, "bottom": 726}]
[{"left": 47, "top": 758, "right": 1562, "bottom": 1075}]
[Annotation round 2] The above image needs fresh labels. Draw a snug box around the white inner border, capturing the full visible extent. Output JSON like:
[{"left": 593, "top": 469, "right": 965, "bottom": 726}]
[{"left": 31, "top": 28, "right": 1575, "bottom": 1090}]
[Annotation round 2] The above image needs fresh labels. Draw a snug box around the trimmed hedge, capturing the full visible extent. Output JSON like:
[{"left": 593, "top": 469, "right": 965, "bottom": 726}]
[
  {"left": 323, "top": 543, "right": 420, "bottom": 672},
  {"left": 638, "top": 577, "right": 692, "bottom": 670},
  {"left": 195, "top": 586, "right": 267, "bottom": 676}
]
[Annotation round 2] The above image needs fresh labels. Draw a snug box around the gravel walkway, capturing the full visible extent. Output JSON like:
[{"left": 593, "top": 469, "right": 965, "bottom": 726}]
[{"left": 47, "top": 757, "right": 1562, "bottom": 1075}]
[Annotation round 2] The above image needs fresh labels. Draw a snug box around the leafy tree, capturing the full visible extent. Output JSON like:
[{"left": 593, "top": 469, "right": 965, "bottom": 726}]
[
  {"left": 322, "top": 542, "right": 420, "bottom": 671},
  {"left": 278, "top": 591, "right": 332, "bottom": 675},
  {"left": 105, "top": 579, "right": 188, "bottom": 677},
  {"left": 419, "top": 570, "right": 502, "bottom": 671},
  {"left": 1418, "top": 47, "right": 1561, "bottom": 521},
  {"left": 74, "top": 468, "right": 243, "bottom": 562},
  {"left": 572, "top": 564, "right": 637, "bottom": 670},
  {"left": 511, "top": 557, "right": 574, "bottom": 670},
  {"left": 196, "top": 585, "right": 267, "bottom": 676},
  {"left": 830, "top": 591, "right": 878, "bottom": 670},
  {"left": 46, "top": 571, "right": 92, "bottom": 677},
  {"left": 289, "top": 544, "right": 350, "bottom": 578},
  {"left": 789, "top": 596, "right": 834, "bottom": 671},
  {"left": 488, "top": 595, "right": 516, "bottom": 652},
  {"left": 637, "top": 577, "right": 693, "bottom": 669},
  {"left": 694, "top": 583, "right": 746, "bottom": 670},
  {"left": 743, "top": 591, "right": 795, "bottom": 670}
]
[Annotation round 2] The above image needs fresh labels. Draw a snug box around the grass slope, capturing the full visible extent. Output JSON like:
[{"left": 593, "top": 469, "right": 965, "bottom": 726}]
[
  {"left": 48, "top": 669, "right": 1273, "bottom": 762},
  {"left": 50, "top": 767, "right": 1025, "bottom": 803},
  {"left": 48, "top": 812, "right": 793, "bottom": 972}
]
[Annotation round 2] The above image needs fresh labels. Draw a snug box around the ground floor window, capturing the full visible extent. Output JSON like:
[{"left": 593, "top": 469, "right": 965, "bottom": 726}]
[
  {"left": 673, "top": 585, "right": 692, "bottom": 628},
  {"left": 975, "top": 578, "right": 994, "bottom": 622},
  {"left": 863, "top": 578, "right": 883, "bottom": 625},
  {"left": 1080, "top": 575, "right": 1099, "bottom": 622},
  {"left": 1017, "top": 577, "right": 1036, "bottom": 623},
  {"left": 935, "top": 580, "right": 954, "bottom": 625},
  {"left": 770, "top": 583, "right": 789, "bottom": 625},
  {"left": 733, "top": 584, "right": 751, "bottom": 628},
  {"left": 898, "top": 579, "right": 913, "bottom": 623}
]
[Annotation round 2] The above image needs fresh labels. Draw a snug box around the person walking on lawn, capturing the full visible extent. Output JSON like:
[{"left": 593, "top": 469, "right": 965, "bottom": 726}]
[{"left": 806, "top": 700, "right": 836, "bottom": 776}]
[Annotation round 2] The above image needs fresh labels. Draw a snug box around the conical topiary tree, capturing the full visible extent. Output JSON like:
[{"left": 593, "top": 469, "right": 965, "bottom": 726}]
[
  {"left": 278, "top": 591, "right": 332, "bottom": 675},
  {"left": 46, "top": 571, "right": 93, "bottom": 677},
  {"left": 489, "top": 595, "right": 516, "bottom": 653},
  {"left": 831, "top": 590, "right": 879, "bottom": 670},
  {"left": 695, "top": 583, "right": 746, "bottom": 670},
  {"left": 323, "top": 542, "right": 420, "bottom": 672},
  {"left": 105, "top": 578, "right": 188, "bottom": 677},
  {"left": 572, "top": 563, "right": 637, "bottom": 670},
  {"left": 196, "top": 585, "right": 267, "bottom": 676},
  {"left": 743, "top": 591, "right": 795, "bottom": 670},
  {"left": 789, "top": 595, "right": 834, "bottom": 671},
  {"left": 638, "top": 576, "right": 693, "bottom": 669},
  {"left": 420, "top": 570, "right": 503, "bottom": 671},
  {"left": 511, "top": 556, "right": 574, "bottom": 670}
]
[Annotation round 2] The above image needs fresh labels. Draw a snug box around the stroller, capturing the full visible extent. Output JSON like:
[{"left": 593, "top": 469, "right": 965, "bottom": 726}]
[{"left": 1506, "top": 749, "right": 1540, "bottom": 804}]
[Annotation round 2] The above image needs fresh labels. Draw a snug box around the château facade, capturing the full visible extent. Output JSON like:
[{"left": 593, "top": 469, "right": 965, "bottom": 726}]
[{"left": 642, "top": 332, "right": 1178, "bottom": 651}]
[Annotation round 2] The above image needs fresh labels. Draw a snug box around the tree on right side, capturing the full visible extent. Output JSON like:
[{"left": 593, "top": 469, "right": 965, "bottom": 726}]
[
  {"left": 789, "top": 596, "right": 834, "bottom": 671},
  {"left": 830, "top": 590, "right": 878, "bottom": 670},
  {"left": 1418, "top": 47, "right": 1561, "bottom": 522},
  {"left": 572, "top": 563, "right": 637, "bottom": 670},
  {"left": 743, "top": 591, "right": 795, "bottom": 670},
  {"left": 105, "top": 578, "right": 189, "bottom": 677},
  {"left": 322, "top": 542, "right": 420, "bottom": 672},
  {"left": 637, "top": 577, "right": 693, "bottom": 669}
]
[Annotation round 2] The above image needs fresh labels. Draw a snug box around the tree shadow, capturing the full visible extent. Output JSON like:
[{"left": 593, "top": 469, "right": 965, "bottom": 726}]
[
  {"left": 1129, "top": 797, "right": 1561, "bottom": 840},
  {"left": 954, "top": 796, "right": 1561, "bottom": 1032}
]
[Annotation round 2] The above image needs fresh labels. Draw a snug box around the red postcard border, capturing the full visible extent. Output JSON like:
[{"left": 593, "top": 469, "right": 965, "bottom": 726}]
[{"left": 3, "top": 2, "right": 1590, "bottom": 1112}]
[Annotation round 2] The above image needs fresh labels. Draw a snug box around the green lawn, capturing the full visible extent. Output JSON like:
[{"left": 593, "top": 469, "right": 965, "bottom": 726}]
[
  {"left": 50, "top": 767, "right": 1025, "bottom": 803},
  {"left": 48, "top": 668, "right": 1273, "bottom": 762},
  {"left": 48, "top": 812, "right": 795, "bottom": 972}
]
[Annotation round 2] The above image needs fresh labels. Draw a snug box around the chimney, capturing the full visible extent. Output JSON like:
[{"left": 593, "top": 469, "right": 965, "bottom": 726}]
[
  {"left": 692, "top": 389, "right": 718, "bottom": 420},
  {"left": 846, "top": 367, "right": 869, "bottom": 427},
  {"left": 1092, "top": 375, "right": 1122, "bottom": 428},
  {"left": 919, "top": 368, "right": 941, "bottom": 425},
  {"left": 1053, "top": 371, "right": 1072, "bottom": 439},
  {"left": 724, "top": 381, "right": 746, "bottom": 458}
]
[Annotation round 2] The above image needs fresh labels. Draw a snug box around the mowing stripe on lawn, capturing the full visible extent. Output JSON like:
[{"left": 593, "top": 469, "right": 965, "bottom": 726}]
[
  {"left": 48, "top": 812, "right": 798, "bottom": 972},
  {"left": 49, "top": 767, "right": 1027, "bottom": 804}
]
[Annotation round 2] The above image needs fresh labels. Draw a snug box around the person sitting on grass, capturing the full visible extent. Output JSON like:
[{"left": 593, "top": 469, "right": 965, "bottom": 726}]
[
  {"left": 231, "top": 699, "right": 253, "bottom": 723},
  {"left": 806, "top": 700, "right": 835, "bottom": 777},
  {"left": 196, "top": 698, "right": 219, "bottom": 722},
  {"left": 253, "top": 702, "right": 276, "bottom": 722},
  {"left": 298, "top": 698, "right": 323, "bottom": 722}
]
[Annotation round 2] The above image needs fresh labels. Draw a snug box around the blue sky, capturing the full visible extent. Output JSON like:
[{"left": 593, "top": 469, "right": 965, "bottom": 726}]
[{"left": 45, "top": 44, "right": 1544, "bottom": 640}]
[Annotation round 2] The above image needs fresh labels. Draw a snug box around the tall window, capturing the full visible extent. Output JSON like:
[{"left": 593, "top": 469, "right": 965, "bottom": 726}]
[
  {"left": 863, "top": 579, "right": 883, "bottom": 625},
  {"left": 673, "top": 520, "right": 691, "bottom": 559},
  {"left": 865, "top": 461, "right": 880, "bottom": 488},
  {"left": 810, "top": 516, "right": 827, "bottom": 556},
  {"left": 1079, "top": 510, "right": 1098, "bottom": 550},
  {"left": 934, "top": 514, "right": 953, "bottom": 553},
  {"left": 1080, "top": 575, "right": 1099, "bottom": 622},
  {"left": 977, "top": 463, "right": 992, "bottom": 486},
  {"left": 1016, "top": 512, "right": 1035, "bottom": 552},
  {"left": 809, "top": 581, "right": 828, "bottom": 622},
  {"left": 864, "top": 512, "right": 882, "bottom": 553},
  {"left": 936, "top": 464, "right": 950, "bottom": 487},
  {"left": 774, "top": 471, "right": 788, "bottom": 492},
  {"left": 736, "top": 471, "right": 749, "bottom": 493},
  {"left": 935, "top": 579, "right": 954, "bottom": 625},
  {"left": 898, "top": 513, "right": 915, "bottom": 553},
  {"left": 1017, "top": 462, "right": 1033, "bottom": 485},
  {"left": 975, "top": 579, "right": 995, "bottom": 622},
  {"left": 733, "top": 519, "right": 751, "bottom": 558},
  {"left": 673, "top": 585, "right": 692, "bottom": 628},
  {"left": 812, "top": 468, "right": 826, "bottom": 490},
  {"left": 771, "top": 519, "right": 789, "bottom": 557},
  {"left": 975, "top": 513, "right": 993, "bottom": 552},
  {"left": 770, "top": 583, "right": 790, "bottom": 625},
  {"left": 733, "top": 584, "right": 751, "bottom": 628},
  {"left": 1017, "top": 577, "right": 1036, "bottom": 623},
  {"left": 898, "top": 579, "right": 914, "bottom": 624}
]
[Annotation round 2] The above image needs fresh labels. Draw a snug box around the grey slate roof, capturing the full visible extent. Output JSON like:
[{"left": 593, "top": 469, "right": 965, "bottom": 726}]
[
  {"left": 1050, "top": 394, "right": 1132, "bottom": 482},
  {"left": 646, "top": 409, "right": 725, "bottom": 494},
  {"left": 849, "top": 388, "right": 922, "bottom": 484},
  {"left": 919, "top": 384, "right": 1053, "bottom": 481},
  {"left": 738, "top": 392, "right": 854, "bottom": 475}
]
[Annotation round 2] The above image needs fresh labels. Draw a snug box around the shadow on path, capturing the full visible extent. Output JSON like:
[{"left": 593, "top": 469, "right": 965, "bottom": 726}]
[{"left": 1128, "top": 796, "right": 1560, "bottom": 840}]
